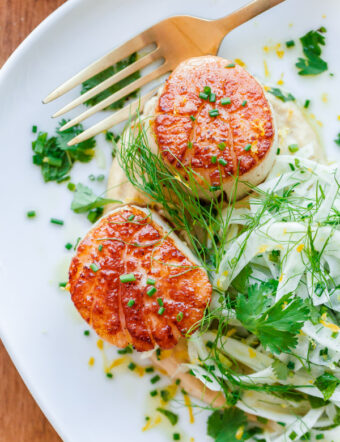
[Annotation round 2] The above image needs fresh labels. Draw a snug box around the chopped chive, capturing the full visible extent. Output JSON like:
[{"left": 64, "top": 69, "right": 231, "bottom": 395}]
[
  {"left": 190, "top": 115, "right": 196, "bottom": 121},
  {"left": 304, "top": 99, "right": 310, "bottom": 109},
  {"left": 176, "top": 312, "right": 183, "bottom": 322},
  {"left": 147, "top": 278, "right": 156, "bottom": 285},
  {"left": 289, "top": 163, "right": 295, "bottom": 171},
  {"left": 59, "top": 282, "right": 67, "bottom": 288},
  {"left": 67, "top": 182, "right": 76, "bottom": 191},
  {"left": 289, "top": 431, "right": 297, "bottom": 440},
  {"left": 288, "top": 144, "right": 299, "bottom": 153},
  {"left": 150, "top": 375, "right": 161, "bottom": 384},
  {"left": 156, "top": 408, "right": 178, "bottom": 426},
  {"left": 318, "top": 26, "right": 327, "bottom": 33},
  {"left": 127, "top": 299, "right": 135, "bottom": 307},
  {"left": 209, "top": 109, "right": 219, "bottom": 117},
  {"left": 287, "top": 361, "right": 295, "bottom": 370},
  {"left": 50, "top": 218, "right": 64, "bottom": 225},
  {"left": 117, "top": 345, "right": 133, "bottom": 355},
  {"left": 89, "top": 174, "right": 95, "bottom": 181},
  {"left": 120, "top": 273, "right": 136, "bottom": 283},
  {"left": 90, "top": 263, "right": 100, "bottom": 272},
  {"left": 316, "top": 436, "right": 324, "bottom": 440},
  {"left": 173, "top": 433, "right": 181, "bottom": 441},
  {"left": 225, "top": 63, "right": 236, "bottom": 68},
  {"left": 221, "top": 97, "right": 231, "bottom": 105},
  {"left": 211, "top": 156, "right": 217, "bottom": 164},
  {"left": 244, "top": 144, "right": 252, "bottom": 151},
  {"left": 241, "top": 100, "right": 247, "bottom": 107},
  {"left": 74, "top": 237, "right": 81, "bottom": 250},
  {"left": 44, "top": 156, "right": 62, "bottom": 167},
  {"left": 97, "top": 174, "right": 105, "bottom": 182},
  {"left": 84, "top": 330, "right": 90, "bottom": 336},
  {"left": 218, "top": 142, "right": 226, "bottom": 150},
  {"left": 187, "top": 141, "right": 193, "bottom": 149},
  {"left": 209, "top": 93, "right": 216, "bottom": 103},
  {"left": 160, "top": 390, "right": 170, "bottom": 402},
  {"left": 26, "top": 210, "right": 36, "bottom": 218},
  {"left": 175, "top": 378, "right": 181, "bottom": 385},
  {"left": 158, "top": 306, "right": 165, "bottom": 315},
  {"left": 32, "top": 125, "right": 37, "bottom": 133},
  {"left": 106, "top": 372, "right": 113, "bottom": 378},
  {"left": 277, "top": 148, "right": 281, "bottom": 155},
  {"left": 199, "top": 92, "right": 209, "bottom": 100},
  {"left": 65, "top": 242, "right": 73, "bottom": 250},
  {"left": 157, "top": 298, "right": 164, "bottom": 307},
  {"left": 98, "top": 244, "right": 103, "bottom": 252},
  {"left": 150, "top": 390, "right": 158, "bottom": 397},
  {"left": 203, "top": 86, "right": 211, "bottom": 94},
  {"left": 145, "top": 366, "right": 154, "bottom": 373},
  {"left": 218, "top": 158, "right": 228, "bottom": 166},
  {"left": 128, "top": 362, "right": 136, "bottom": 371},
  {"left": 286, "top": 40, "right": 295, "bottom": 48},
  {"left": 127, "top": 214, "right": 135, "bottom": 221},
  {"left": 147, "top": 287, "right": 157, "bottom": 297}
]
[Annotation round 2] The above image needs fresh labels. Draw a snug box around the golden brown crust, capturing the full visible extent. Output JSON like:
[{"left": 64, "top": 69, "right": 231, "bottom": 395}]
[
  {"left": 69, "top": 206, "right": 212, "bottom": 351},
  {"left": 153, "top": 56, "right": 275, "bottom": 188}
]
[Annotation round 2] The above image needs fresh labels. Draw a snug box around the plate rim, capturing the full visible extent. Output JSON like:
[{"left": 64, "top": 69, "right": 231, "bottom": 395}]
[{"left": 0, "top": 1, "right": 84, "bottom": 439}]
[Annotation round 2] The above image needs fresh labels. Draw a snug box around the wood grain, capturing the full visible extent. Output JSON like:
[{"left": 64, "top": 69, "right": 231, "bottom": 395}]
[{"left": 0, "top": 2, "right": 66, "bottom": 440}]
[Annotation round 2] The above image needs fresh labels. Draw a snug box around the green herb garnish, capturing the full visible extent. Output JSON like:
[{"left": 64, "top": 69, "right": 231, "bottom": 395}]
[
  {"left": 32, "top": 120, "right": 96, "bottom": 183},
  {"left": 81, "top": 53, "right": 140, "bottom": 109},
  {"left": 296, "top": 29, "right": 328, "bottom": 76}
]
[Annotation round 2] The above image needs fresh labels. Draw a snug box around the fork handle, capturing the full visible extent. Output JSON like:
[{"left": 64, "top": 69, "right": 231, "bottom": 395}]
[{"left": 214, "top": 0, "right": 286, "bottom": 33}]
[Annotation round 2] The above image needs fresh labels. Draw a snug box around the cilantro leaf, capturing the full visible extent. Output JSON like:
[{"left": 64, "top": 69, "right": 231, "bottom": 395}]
[
  {"left": 32, "top": 120, "right": 96, "bottom": 183},
  {"left": 236, "top": 282, "right": 309, "bottom": 354},
  {"left": 81, "top": 53, "right": 140, "bottom": 110},
  {"left": 71, "top": 183, "right": 120, "bottom": 214},
  {"left": 156, "top": 408, "right": 178, "bottom": 426},
  {"left": 272, "top": 360, "right": 289, "bottom": 380},
  {"left": 296, "top": 30, "right": 328, "bottom": 76},
  {"left": 268, "top": 87, "right": 295, "bottom": 103},
  {"left": 314, "top": 372, "right": 340, "bottom": 401},
  {"left": 207, "top": 408, "right": 247, "bottom": 442}
]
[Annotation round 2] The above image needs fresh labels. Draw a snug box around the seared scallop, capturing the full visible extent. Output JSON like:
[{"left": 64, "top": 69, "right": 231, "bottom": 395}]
[
  {"left": 69, "top": 205, "right": 212, "bottom": 352},
  {"left": 144, "top": 55, "right": 276, "bottom": 199}
]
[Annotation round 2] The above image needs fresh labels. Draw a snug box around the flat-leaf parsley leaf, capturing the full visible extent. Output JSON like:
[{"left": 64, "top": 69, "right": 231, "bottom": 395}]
[
  {"left": 71, "top": 183, "right": 121, "bottom": 214},
  {"left": 207, "top": 408, "right": 247, "bottom": 442},
  {"left": 236, "top": 282, "right": 309, "bottom": 354},
  {"left": 296, "top": 29, "right": 328, "bottom": 76}
]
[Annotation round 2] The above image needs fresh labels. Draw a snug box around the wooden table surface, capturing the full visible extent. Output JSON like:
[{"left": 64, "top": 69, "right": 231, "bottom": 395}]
[{"left": 0, "top": 3, "right": 66, "bottom": 440}]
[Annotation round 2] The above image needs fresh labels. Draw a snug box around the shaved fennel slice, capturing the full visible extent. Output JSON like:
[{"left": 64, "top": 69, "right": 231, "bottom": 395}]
[{"left": 269, "top": 407, "right": 325, "bottom": 442}]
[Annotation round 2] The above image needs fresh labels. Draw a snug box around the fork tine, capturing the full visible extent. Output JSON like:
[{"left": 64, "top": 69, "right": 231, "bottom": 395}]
[
  {"left": 53, "top": 48, "right": 162, "bottom": 118},
  {"left": 43, "top": 30, "right": 153, "bottom": 104},
  {"left": 59, "top": 63, "right": 169, "bottom": 131},
  {"left": 67, "top": 87, "right": 159, "bottom": 146}
]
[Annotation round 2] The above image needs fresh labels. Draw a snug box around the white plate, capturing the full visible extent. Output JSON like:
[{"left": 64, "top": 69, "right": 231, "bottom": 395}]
[{"left": 1, "top": 0, "right": 340, "bottom": 441}]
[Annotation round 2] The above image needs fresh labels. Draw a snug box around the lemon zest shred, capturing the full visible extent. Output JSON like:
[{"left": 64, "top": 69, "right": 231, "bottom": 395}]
[
  {"left": 236, "top": 426, "right": 245, "bottom": 440},
  {"left": 296, "top": 244, "right": 304, "bottom": 253},
  {"left": 88, "top": 357, "right": 95, "bottom": 366},
  {"left": 248, "top": 348, "right": 256, "bottom": 359},
  {"left": 183, "top": 392, "right": 195, "bottom": 424},
  {"left": 320, "top": 320, "right": 340, "bottom": 333},
  {"left": 97, "top": 339, "right": 104, "bottom": 350}
]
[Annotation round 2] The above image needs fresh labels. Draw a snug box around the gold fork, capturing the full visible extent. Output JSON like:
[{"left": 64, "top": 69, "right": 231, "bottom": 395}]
[{"left": 43, "top": 0, "right": 285, "bottom": 146}]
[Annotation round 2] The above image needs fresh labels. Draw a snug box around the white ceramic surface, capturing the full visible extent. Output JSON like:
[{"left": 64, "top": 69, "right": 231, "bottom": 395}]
[{"left": 0, "top": 0, "right": 340, "bottom": 440}]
